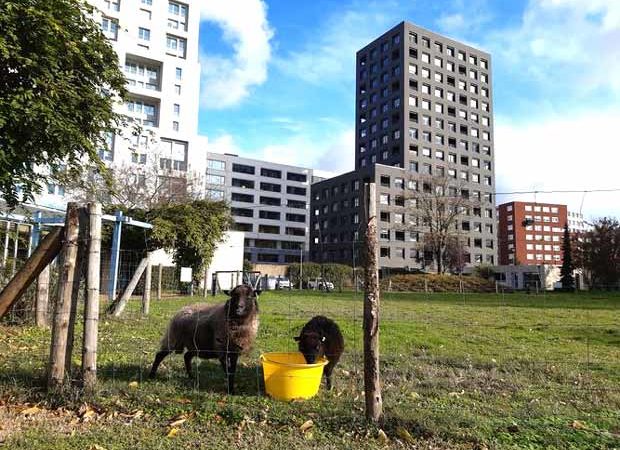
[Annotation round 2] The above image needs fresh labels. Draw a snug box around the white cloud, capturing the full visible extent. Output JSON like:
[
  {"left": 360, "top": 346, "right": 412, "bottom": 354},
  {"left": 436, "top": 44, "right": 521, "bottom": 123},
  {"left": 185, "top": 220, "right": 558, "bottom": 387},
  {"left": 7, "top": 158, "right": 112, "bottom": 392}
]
[
  {"left": 495, "top": 109, "right": 620, "bottom": 219},
  {"left": 490, "top": 0, "right": 620, "bottom": 95},
  {"left": 200, "top": 0, "right": 273, "bottom": 108},
  {"left": 206, "top": 129, "right": 354, "bottom": 175},
  {"left": 274, "top": 1, "right": 401, "bottom": 84}
]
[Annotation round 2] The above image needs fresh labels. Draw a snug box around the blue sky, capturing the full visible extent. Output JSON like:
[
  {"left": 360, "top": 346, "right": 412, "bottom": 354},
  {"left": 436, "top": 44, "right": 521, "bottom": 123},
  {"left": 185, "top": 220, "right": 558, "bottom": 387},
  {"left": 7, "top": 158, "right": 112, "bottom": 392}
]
[{"left": 196, "top": 0, "right": 620, "bottom": 218}]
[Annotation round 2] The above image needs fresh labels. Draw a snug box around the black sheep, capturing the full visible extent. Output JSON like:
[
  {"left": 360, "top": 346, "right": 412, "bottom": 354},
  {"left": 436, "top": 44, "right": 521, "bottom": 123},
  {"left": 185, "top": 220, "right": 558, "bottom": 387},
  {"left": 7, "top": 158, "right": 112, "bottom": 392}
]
[
  {"left": 149, "top": 284, "right": 260, "bottom": 394},
  {"left": 294, "top": 315, "right": 344, "bottom": 390}
]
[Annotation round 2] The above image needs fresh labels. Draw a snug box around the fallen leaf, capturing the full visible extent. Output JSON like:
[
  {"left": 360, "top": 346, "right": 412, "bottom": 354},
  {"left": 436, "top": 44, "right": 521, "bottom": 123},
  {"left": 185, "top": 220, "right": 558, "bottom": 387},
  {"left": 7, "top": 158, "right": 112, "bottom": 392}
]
[
  {"left": 448, "top": 390, "right": 465, "bottom": 397},
  {"left": 571, "top": 420, "right": 587, "bottom": 430},
  {"left": 128, "top": 381, "right": 139, "bottom": 389},
  {"left": 377, "top": 429, "right": 389, "bottom": 445},
  {"left": 89, "top": 445, "right": 107, "bottom": 450},
  {"left": 167, "top": 427, "right": 179, "bottom": 438},
  {"left": 169, "top": 418, "right": 187, "bottom": 428},
  {"left": 20, "top": 406, "right": 41, "bottom": 416},
  {"left": 300, "top": 419, "right": 314, "bottom": 433},
  {"left": 304, "top": 431, "right": 314, "bottom": 440},
  {"left": 177, "top": 398, "right": 192, "bottom": 404},
  {"left": 409, "top": 392, "right": 421, "bottom": 400},
  {"left": 396, "top": 426, "right": 415, "bottom": 443}
]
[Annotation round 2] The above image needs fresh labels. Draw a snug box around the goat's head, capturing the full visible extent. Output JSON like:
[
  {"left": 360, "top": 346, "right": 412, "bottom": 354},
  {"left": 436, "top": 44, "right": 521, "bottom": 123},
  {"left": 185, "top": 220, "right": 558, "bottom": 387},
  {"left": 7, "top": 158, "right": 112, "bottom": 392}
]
[
  {"left": 225, "top": 284, "right": 260, "bottom": 318},
  {"left": 294, "top": 331, "right": 326, "bottom": 364}
]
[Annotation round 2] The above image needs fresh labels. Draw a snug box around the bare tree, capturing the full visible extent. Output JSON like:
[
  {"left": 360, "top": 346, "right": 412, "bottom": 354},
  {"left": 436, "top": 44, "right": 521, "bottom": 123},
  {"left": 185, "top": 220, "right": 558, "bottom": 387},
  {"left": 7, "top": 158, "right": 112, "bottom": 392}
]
[
  {"left": 65, "top": 125, "right": 205, "bottom": 209},
  {"left": 404, "top": 175, "right": 473, "bottom": 274}
]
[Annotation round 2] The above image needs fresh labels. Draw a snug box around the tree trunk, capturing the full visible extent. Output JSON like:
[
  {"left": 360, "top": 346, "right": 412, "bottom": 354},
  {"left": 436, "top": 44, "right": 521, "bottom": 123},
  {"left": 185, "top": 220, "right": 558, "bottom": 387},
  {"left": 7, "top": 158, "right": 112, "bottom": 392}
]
[
  {"left": 0, "top": 227, "right": 62, "bottom": 320},
  {"left": 48, "top": 203, "right": 80, "bottom": 388},
  {"left": 82, "top": 203, "right": 101, "bottom": 392},
  {"left": 363, "top": 183, "right": 383, "bottom": 422}
]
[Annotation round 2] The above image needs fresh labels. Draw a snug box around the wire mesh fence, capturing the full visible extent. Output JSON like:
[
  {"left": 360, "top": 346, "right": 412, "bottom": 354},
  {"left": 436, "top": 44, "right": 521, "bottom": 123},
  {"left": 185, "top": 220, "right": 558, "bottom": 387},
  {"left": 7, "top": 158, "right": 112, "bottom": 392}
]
[{"left": 0, "top": 244, "right": 618, "bottom": 446}]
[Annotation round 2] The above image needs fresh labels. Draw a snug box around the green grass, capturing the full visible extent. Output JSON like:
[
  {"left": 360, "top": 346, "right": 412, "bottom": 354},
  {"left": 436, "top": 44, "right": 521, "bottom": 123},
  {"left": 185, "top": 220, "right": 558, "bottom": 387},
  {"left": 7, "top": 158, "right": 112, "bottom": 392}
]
[{"left": 1, "top": 290, "right": 619, "bottom": 449}]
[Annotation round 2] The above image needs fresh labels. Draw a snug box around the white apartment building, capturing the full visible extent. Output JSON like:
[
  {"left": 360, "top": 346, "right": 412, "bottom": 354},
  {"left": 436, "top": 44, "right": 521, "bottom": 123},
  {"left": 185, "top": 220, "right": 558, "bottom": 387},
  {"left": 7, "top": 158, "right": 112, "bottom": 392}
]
[
  {"left": 38, "top": 0, "right": 204, "bottom": 209},
  {"left": 567, "top": 211, "right": 591, "bottom": 234}
]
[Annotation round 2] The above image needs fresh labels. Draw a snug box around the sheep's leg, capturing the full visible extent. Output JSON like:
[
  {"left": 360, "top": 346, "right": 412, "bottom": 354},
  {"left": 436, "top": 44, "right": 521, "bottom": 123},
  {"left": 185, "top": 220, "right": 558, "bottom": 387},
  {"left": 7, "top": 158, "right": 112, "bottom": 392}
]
[
  {"left": 149, "top": 350, "right": 171, "bottom": 378},
  {"left": 184, "top": 350, "right": 198, "bottom": 378},
  {"left": 220, "top": 352, "right": 239, "bottom": 395},
  {"left": 324, "top": 361, "right": 335, "bottom": 390}
]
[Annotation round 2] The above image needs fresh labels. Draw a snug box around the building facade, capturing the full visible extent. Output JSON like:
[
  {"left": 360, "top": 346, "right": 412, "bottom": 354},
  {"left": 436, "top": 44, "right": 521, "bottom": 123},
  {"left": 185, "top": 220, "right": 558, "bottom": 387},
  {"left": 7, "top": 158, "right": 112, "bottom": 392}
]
[
  {"left": 39, "top": 0, "right": 204, "bottom": 210},
  {"left": 497, "top": 201, "right": 568, "bottom": 266},
  {"left": 205, "top": 153, "right": 315, "bottom": 265},
  {"left": 311, "top": 21, "right": 497, "bottom": 270}
]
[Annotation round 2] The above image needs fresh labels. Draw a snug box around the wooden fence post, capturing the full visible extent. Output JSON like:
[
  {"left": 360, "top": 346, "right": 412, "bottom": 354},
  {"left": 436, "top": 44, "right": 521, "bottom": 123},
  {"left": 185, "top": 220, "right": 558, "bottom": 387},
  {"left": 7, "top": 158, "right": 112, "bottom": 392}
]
[
  {"left": 48, "top": 203, "right": 80, "bottom": 388},
  {"left": 363, "top": 183, "right": 382, "bottom": 422},
  {"left": 141, "top": 253, "right": 152, "bottom": 315},
  {"left": 107, "top": 256, "right": 149, "bottom": 317},
  {"left": 0, "top": 228, "right": 62, "bottom": 320},
  {"left": 64, "top": 207, "right": 88, "bottom": 373},
  {"left": 157, "top": 264, "right": 162, "bottom": 301},
  {"left": 36, "top": 265, "right": 50, "bottom": 327},
  {"left": 82, "top": 203, "right": 101, "bottom": 392}
]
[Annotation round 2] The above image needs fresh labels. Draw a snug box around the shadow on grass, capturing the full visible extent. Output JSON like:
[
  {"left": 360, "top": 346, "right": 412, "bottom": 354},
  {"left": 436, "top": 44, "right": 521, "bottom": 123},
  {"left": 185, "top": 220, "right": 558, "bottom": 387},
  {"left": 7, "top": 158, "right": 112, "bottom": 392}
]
[{"left": 96, "top": 360, "right": 265, "bottom": 396}]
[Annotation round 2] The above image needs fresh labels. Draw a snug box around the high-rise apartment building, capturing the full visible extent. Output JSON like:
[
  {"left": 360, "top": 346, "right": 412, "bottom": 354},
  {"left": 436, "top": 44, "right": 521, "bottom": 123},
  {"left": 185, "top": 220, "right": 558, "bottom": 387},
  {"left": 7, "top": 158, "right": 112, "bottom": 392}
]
[
  {"left": 497, "top": 201, "right": 567, "bottom": 265},
  {"left": 39, "top": 0, "right": 204, "bottom": 209},
  {"left": 205, "top": 154, "right": 317, "bottom": 264},
  {"left": 310, "top": 22, "right": 497, "bottom": 270}
]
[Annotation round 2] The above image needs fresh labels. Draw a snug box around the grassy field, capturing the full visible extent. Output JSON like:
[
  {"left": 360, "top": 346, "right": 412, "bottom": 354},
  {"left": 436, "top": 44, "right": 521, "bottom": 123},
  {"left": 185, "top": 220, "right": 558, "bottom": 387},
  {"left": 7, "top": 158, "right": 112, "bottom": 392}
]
[{"left": 1, "top": 290, "right": 619, "bottom": 449}]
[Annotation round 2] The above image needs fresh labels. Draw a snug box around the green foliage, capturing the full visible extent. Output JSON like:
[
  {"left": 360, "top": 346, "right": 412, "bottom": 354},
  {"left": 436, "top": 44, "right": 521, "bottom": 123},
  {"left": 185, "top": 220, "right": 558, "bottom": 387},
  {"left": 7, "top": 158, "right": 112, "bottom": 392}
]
[
  {"left": 383, "top": 274, "right": 498, "bottom": 292},
  {"left": 560, "top": 224, "right": 575, "bottom": 290},
  {"left": 242, "top": 259, "right": 253, "bottom": 273},
  {"left": 286, "top": 263, "right": 353, "bottom": 288},
  {"left": 149, "top": 200, "right": 231, "bottom": 281},
  {"left": 0, "top": 0, "right": 127, "bottom": 207},
  {"left": 473, "top": 264, "right": 495, "bottom": 280},
  {"left": 99, "top": 201, "right": 231, "bottom": 282},
  {"left": 579, "top": 217, "right": 620, "bottom": 289}
]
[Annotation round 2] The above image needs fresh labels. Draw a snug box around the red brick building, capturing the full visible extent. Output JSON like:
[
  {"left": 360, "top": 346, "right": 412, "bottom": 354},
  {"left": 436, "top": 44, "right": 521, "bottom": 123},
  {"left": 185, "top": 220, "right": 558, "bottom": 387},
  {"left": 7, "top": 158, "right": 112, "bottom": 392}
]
[{"left": 497, "top": 201, "right": 568, "bottom": 266}]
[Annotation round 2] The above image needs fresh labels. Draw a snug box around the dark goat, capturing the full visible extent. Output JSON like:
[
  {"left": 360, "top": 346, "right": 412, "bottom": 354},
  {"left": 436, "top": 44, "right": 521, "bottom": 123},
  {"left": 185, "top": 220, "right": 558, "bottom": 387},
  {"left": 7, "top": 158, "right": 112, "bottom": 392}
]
[
  {"left": 149, "top": 284, "right": 260, "bottom": 394},
  {"left": 295, "top": 315, "right": 344, "bottom": 390}
]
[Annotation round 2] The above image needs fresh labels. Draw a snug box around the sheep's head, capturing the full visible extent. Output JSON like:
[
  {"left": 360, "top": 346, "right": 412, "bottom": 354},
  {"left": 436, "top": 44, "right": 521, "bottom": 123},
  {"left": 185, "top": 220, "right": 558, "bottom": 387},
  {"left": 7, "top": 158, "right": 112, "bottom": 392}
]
[
  {"left": 294, "top": 331, "right": 326, "bottom": 364},
  {"left": 226, "top": 284, "right": 260, "bottom": 318}
]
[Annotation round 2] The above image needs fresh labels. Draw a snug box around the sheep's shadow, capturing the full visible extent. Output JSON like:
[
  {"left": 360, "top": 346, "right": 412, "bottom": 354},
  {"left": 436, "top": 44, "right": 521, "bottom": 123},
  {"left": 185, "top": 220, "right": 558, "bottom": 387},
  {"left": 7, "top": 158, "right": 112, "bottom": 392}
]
[{"left": 97, "top": 359, "right": 265, "bottom": 396}]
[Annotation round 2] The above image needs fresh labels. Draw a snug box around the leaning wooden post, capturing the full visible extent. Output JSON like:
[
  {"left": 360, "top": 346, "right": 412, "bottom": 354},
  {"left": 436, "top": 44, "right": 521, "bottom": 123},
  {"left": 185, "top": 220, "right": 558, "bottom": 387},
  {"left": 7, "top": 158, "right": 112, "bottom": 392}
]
[
  {"left": 157, "top": 263, "right": 163, "bottom": 301},
  {"left": 82, "top": 203, "right": 102, "bottom": 392},
  {"left": 141, "top": 253, "right": 152, "bottom": 315},
  {"left": 35, "top": 266, "right": 50, "bottom": 327},
  {"left": 107, "top": 256, "right": 149, "bottom": 317},
  {"left": 0, "top": 228, "right": 62, "bottom": 320},
  {"left": 363, "top": 183, "right": 382, "bottom": 422},
  {"left": 48, "top": 203, "right": 80, "bottom": 388}
]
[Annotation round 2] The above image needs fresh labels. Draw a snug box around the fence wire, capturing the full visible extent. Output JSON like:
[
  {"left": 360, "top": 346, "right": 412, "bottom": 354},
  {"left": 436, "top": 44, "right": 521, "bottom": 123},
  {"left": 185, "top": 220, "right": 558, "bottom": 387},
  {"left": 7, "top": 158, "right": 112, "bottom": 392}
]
[{"left": 0, "top": 246, "right": 618, "bottom": 445}]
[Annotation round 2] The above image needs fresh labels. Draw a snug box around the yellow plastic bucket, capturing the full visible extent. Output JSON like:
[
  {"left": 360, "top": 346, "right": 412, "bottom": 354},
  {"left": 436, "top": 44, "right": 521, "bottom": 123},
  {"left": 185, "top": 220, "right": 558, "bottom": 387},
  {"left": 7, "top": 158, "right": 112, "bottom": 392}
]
[{"left": 260, "top": 352, "right": 328, "bottom": 401}]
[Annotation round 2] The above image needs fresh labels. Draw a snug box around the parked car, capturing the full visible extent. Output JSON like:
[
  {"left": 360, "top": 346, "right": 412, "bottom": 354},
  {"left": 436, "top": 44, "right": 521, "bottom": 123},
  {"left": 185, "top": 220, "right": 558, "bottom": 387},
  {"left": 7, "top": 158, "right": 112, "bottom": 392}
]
[
  {"left": 307, "top": 277, "right": 334, "bottom": 291},
  {"left": 276, "top": 276, "right": 292, "bottom": 290}
]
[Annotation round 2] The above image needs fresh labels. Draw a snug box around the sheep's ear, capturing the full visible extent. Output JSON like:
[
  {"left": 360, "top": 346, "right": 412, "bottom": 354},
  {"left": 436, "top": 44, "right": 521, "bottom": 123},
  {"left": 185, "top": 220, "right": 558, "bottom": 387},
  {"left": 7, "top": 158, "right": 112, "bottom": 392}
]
[
  {"left": 321, "top": 336, "right": 327, "bottom": 343},
  {"left": 294, "top": 335, "right": 301, "bottom": 342},
  {"left": 222, "top": 290, "right": 230, "bottom": 296}
]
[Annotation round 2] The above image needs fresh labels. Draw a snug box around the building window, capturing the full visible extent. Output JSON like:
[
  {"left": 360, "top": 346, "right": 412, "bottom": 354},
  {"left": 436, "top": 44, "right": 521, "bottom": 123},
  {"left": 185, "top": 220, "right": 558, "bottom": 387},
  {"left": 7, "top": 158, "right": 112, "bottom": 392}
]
[
  {"left": 176, "top": 67, "right": 183, "bottom": 80},
  {"left": 207, "top": 159, "right": 225, "bottom": 170},
  {"left": 172, "top": 121, "right": 179, "bottom": 131},
  {"left": 166, "top": 34, "right": 187, "bottom": 58},
  {"left": 138, "top": 27, "right": 150, "bottom": 41},
  {"left": 174, "top": 84, "right": 181, "bottom": 95},
  {"left": 168, "top": 1, "right": 188, "bottom": 30},
  {"left": 125, "top": 98, "right": 158, "bottom": 127},
  {"left": 101, "top": 17, "right": 119, "bottom": 40}
]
